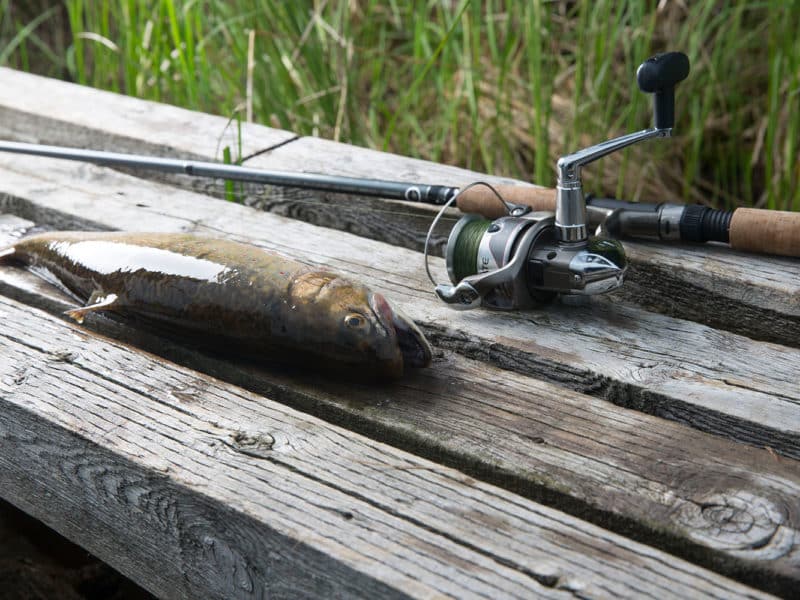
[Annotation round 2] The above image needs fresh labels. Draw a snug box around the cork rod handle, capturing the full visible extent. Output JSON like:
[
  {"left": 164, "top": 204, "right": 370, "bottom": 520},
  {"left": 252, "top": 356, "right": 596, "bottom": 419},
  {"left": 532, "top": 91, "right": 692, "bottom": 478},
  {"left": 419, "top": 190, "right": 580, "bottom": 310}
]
[
  {"left": 729, "top": 208, "right": 800, "bottom": 258},
  {"left": 455, "top": 185, "right": 556, "bottom": 219}
]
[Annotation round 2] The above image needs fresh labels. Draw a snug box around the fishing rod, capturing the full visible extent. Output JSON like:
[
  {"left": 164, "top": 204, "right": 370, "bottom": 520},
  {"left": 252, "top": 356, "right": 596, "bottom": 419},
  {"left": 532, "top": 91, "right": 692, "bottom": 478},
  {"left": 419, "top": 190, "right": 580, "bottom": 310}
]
[
  {"left": 2, "top": 52, "right": 792, "bottom": 311},
  {"left": 463, "top": 191, "right": 800, "bottom": 259},
  {"left": 0, "top": 138, "right": 461, "bottom": 206},
  {"left": 2, "top": 138, "right": 795, "bottom": 259}
]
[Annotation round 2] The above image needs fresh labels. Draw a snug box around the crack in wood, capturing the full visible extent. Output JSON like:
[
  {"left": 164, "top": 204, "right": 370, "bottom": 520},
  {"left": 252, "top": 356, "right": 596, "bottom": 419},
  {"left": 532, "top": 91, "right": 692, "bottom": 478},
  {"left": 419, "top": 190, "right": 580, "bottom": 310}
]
[
  {"left": 256, "top": 451, "right": 580, "bottom": 593},
  {"left": 425, "top": 325, "right": 800, "bottom": 461},
  {"left": 618, "top": 261, "right": 800, "bottom": 349}
]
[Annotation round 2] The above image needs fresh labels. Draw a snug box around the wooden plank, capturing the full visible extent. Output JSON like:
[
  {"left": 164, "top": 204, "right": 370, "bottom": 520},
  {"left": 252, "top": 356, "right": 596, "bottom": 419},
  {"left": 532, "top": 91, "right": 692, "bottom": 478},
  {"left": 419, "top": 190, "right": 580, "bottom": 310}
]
[
  {"left": 2, "top": 292, "right": 776, "bottom": 600},
  {"left": 0, "top": 68, "right": 510, "bottom": 192},
  {"left": 0, "top": 213, "right": 34, "bottom": 237},
  {"left": 2, "top": 213, "right": 799, "bottom": 597},
  {"left": 0, "top": 67, "right": 796, "bottom": 347},
  {"left": 0, "top": 68, "right": 296, "bottom": 162},
  {"left": 0, "top": 68, "right": 502, "bottom": 189},
  {"left": 0, "top": 154, "right": 797, "bottom": 458},
  {"left": 614, "top": 241, "right": 800, "bottom": 347},
  {"left": 1, "top": 69, "right": 798, "bottom": 596}
]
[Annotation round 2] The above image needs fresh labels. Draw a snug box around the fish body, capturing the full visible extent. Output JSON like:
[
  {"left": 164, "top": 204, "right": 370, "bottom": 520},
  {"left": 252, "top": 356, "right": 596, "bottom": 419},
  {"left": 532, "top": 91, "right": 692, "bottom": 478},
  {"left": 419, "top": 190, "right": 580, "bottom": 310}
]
[{"left": 1, "top": 232, "right": 431, "bottom": 379}]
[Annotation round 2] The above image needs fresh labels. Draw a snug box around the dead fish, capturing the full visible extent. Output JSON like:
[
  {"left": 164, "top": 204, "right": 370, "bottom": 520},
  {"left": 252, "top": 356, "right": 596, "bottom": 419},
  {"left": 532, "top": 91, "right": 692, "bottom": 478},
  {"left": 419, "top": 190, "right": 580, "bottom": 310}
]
[{"left": 0, "top": 232, "right": 432, "bottom": 379}]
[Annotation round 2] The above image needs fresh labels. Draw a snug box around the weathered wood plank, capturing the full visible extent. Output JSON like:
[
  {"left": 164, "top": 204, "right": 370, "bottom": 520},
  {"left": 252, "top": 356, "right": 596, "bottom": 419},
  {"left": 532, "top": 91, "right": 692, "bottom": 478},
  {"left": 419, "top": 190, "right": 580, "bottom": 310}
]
[
  {"left": 1, "top": 68, "right": 798, "bottom": 597},
  {"left": 2, "top": 292, "right": 776, "bottom": 599},
  {"left": 2, "top": 213, "right": 799, "bottom": 597},
  {"left": 0, "top": 67, "right": 796, "bottom": 346},
  {"left": 0, "top": 68, "right": 296, "bottom": 162},
  {"left": 613, "top": 240, "right": 800, "bottom": 347},
  {"left": 0, "top": 154, "right": 797, "bottom": 458},
  {"left": 0, "top": 68, "right": 502, "bottom": 190}
]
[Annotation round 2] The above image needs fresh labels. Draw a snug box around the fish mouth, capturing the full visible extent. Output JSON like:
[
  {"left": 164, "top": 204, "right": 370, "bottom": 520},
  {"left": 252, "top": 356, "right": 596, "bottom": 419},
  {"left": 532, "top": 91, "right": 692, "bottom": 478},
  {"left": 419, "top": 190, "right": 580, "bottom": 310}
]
[{"left": 370, "top": 293, "right": 432, "bottom": 370}]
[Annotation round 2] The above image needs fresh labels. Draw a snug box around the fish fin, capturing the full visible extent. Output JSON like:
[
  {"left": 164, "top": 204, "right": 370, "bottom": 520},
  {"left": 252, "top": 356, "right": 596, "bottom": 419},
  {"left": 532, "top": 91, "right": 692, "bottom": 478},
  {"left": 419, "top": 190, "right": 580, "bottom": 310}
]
[
  {"left": 0, "top": 246, "right": 15, "bottom": 262},
  {"left": 65, "top": 292, "right": 119, "bottom": 324}
]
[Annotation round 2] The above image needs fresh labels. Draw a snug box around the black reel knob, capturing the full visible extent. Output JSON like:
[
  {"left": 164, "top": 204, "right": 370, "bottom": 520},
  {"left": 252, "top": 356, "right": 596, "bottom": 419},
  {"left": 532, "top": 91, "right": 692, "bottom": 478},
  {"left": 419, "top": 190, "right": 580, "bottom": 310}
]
[{"left": 636, "top": 52, "right": 690, "bottom": 129}]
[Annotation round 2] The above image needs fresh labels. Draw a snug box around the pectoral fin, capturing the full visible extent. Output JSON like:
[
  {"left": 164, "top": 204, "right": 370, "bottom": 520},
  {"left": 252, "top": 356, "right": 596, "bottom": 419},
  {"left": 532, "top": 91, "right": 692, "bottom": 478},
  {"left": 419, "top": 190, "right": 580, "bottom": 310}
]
[{"left": 65, "top": 292, "right": 119, "bottom": 324}]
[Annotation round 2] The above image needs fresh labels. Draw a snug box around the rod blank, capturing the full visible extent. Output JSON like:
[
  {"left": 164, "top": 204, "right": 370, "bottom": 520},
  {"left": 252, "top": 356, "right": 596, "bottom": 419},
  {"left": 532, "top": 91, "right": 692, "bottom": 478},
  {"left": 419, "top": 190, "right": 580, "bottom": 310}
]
[{"left": 0, "top": 140, "right": 457, "bottom": 205}]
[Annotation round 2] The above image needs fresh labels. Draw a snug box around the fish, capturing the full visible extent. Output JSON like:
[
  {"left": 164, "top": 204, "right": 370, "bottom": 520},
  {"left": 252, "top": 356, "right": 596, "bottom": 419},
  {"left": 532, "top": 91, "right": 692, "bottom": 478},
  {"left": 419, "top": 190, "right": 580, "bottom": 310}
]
[{"left": 0, "top": 232, "right": 432, "bottom": 379}]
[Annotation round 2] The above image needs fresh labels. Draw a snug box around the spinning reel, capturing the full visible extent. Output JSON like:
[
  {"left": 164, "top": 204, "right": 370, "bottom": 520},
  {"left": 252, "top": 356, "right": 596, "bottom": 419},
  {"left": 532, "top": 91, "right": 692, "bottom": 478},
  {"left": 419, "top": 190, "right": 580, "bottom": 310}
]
[{"left": 427, "top": 51, "right": 690, "bottom": 310}]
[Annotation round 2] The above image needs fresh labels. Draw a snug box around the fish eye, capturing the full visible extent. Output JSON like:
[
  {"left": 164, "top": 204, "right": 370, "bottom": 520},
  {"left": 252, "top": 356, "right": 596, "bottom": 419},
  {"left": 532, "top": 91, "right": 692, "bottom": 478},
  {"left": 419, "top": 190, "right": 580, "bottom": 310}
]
[{"left": 344, "top": 312, "right": 368, "bottom": 329}]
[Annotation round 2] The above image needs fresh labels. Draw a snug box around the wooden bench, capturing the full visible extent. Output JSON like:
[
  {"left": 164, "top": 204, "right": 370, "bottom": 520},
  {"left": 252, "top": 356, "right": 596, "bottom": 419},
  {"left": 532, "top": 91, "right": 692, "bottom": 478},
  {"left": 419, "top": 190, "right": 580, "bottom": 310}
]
[{"left": 0, "top": 67, "right": 797, "bottom": 599}]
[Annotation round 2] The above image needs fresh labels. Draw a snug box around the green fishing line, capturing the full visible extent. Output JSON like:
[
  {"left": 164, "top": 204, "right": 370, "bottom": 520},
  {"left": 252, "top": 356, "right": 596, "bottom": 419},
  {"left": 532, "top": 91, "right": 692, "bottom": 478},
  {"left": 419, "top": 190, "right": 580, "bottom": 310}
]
[{"left": 451, "top": 218, "right": 491, "bottom": 282}]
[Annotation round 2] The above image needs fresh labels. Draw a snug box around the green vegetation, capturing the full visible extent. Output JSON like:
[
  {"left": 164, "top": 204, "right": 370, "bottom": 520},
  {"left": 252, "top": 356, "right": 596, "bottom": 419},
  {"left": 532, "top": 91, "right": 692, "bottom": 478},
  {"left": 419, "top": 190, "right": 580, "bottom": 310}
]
[{"left": 1, "top": 0, "right": 798, "bottom": 210}]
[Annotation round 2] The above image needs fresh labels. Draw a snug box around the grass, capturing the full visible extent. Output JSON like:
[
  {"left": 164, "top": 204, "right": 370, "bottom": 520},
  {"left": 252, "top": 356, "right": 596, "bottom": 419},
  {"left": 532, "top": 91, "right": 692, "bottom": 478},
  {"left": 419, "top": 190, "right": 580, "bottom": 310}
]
[{"left": 0, "top": 0, "right": 798, "bottom": 211}]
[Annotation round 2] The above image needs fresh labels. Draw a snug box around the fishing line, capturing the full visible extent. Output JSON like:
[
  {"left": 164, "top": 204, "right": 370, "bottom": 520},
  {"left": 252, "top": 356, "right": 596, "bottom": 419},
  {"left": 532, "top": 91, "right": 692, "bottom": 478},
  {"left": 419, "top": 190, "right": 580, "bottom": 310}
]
[
  {"left": 449, "top": 217, "right": 491, "bottom": 281},
  {"left": 424, "top": 181, "right": 510, "bottom": 286}
]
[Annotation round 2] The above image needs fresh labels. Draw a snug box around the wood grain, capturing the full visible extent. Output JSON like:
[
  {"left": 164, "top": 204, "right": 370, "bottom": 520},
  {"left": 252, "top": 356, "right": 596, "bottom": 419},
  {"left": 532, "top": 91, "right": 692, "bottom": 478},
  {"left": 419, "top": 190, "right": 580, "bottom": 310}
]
[
  {"left": 1, "top": 215, "right": 798, "bottom": 596},
  {"left": 0, "top": 66, "right": 515, "bottom": 257},
  {"left": 1, "top": 293, "right": 774, "bottom": 599},
  {"left": 0, "top": 68, "right": 296, "bottom": 163},
  {"left": 614, "top": 240, "right": 800, "bottom": 347},
  {"left": 0, "top": 155, "right": 797, "bottom": 461}
]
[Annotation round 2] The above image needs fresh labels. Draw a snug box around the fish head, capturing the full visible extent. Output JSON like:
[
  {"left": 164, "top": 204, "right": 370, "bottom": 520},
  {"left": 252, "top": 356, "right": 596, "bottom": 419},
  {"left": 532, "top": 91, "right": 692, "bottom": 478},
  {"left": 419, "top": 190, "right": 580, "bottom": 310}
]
[{"left": 288, "top": 271, "right": 432, "bottom": 379}]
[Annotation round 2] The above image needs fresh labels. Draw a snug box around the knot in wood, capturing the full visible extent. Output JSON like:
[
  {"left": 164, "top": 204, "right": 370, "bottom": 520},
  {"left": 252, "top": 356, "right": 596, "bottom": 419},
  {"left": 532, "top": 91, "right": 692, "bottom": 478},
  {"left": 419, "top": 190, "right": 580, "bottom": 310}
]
[
  {"left": 673, "top": 489, "right": 794, "bottom": 560},
  {"left": 49, "top": 348, "right": 80, "bottom": 363},
  {"left": 228, "top": 431, "right": 275, "bottom": 459}
]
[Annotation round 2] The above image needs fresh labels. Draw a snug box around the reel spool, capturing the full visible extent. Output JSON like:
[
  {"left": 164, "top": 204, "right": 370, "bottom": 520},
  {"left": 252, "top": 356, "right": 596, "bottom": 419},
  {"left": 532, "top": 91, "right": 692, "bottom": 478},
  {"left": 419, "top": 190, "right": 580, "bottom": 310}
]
[{"left": 445, "top": 214, "right": 556, "bottom": 309}]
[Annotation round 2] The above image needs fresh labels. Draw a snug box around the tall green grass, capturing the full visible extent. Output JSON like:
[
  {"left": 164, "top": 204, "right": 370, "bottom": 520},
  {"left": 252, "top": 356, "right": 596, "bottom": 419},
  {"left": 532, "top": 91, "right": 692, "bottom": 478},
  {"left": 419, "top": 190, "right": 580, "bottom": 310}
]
[{"left": 0, "top": 0, "right": 798, "bottom": 210}]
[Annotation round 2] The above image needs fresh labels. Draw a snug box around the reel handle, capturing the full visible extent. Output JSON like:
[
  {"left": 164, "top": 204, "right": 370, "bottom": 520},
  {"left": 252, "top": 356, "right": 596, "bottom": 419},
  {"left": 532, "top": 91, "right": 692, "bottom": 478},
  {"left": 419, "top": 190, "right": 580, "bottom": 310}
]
[
  {"left": 636, "top": 52, "right": 690, "bottom": 130},
  {"left": 457, "top": 53, "right": 691, "bottom": 223}
]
